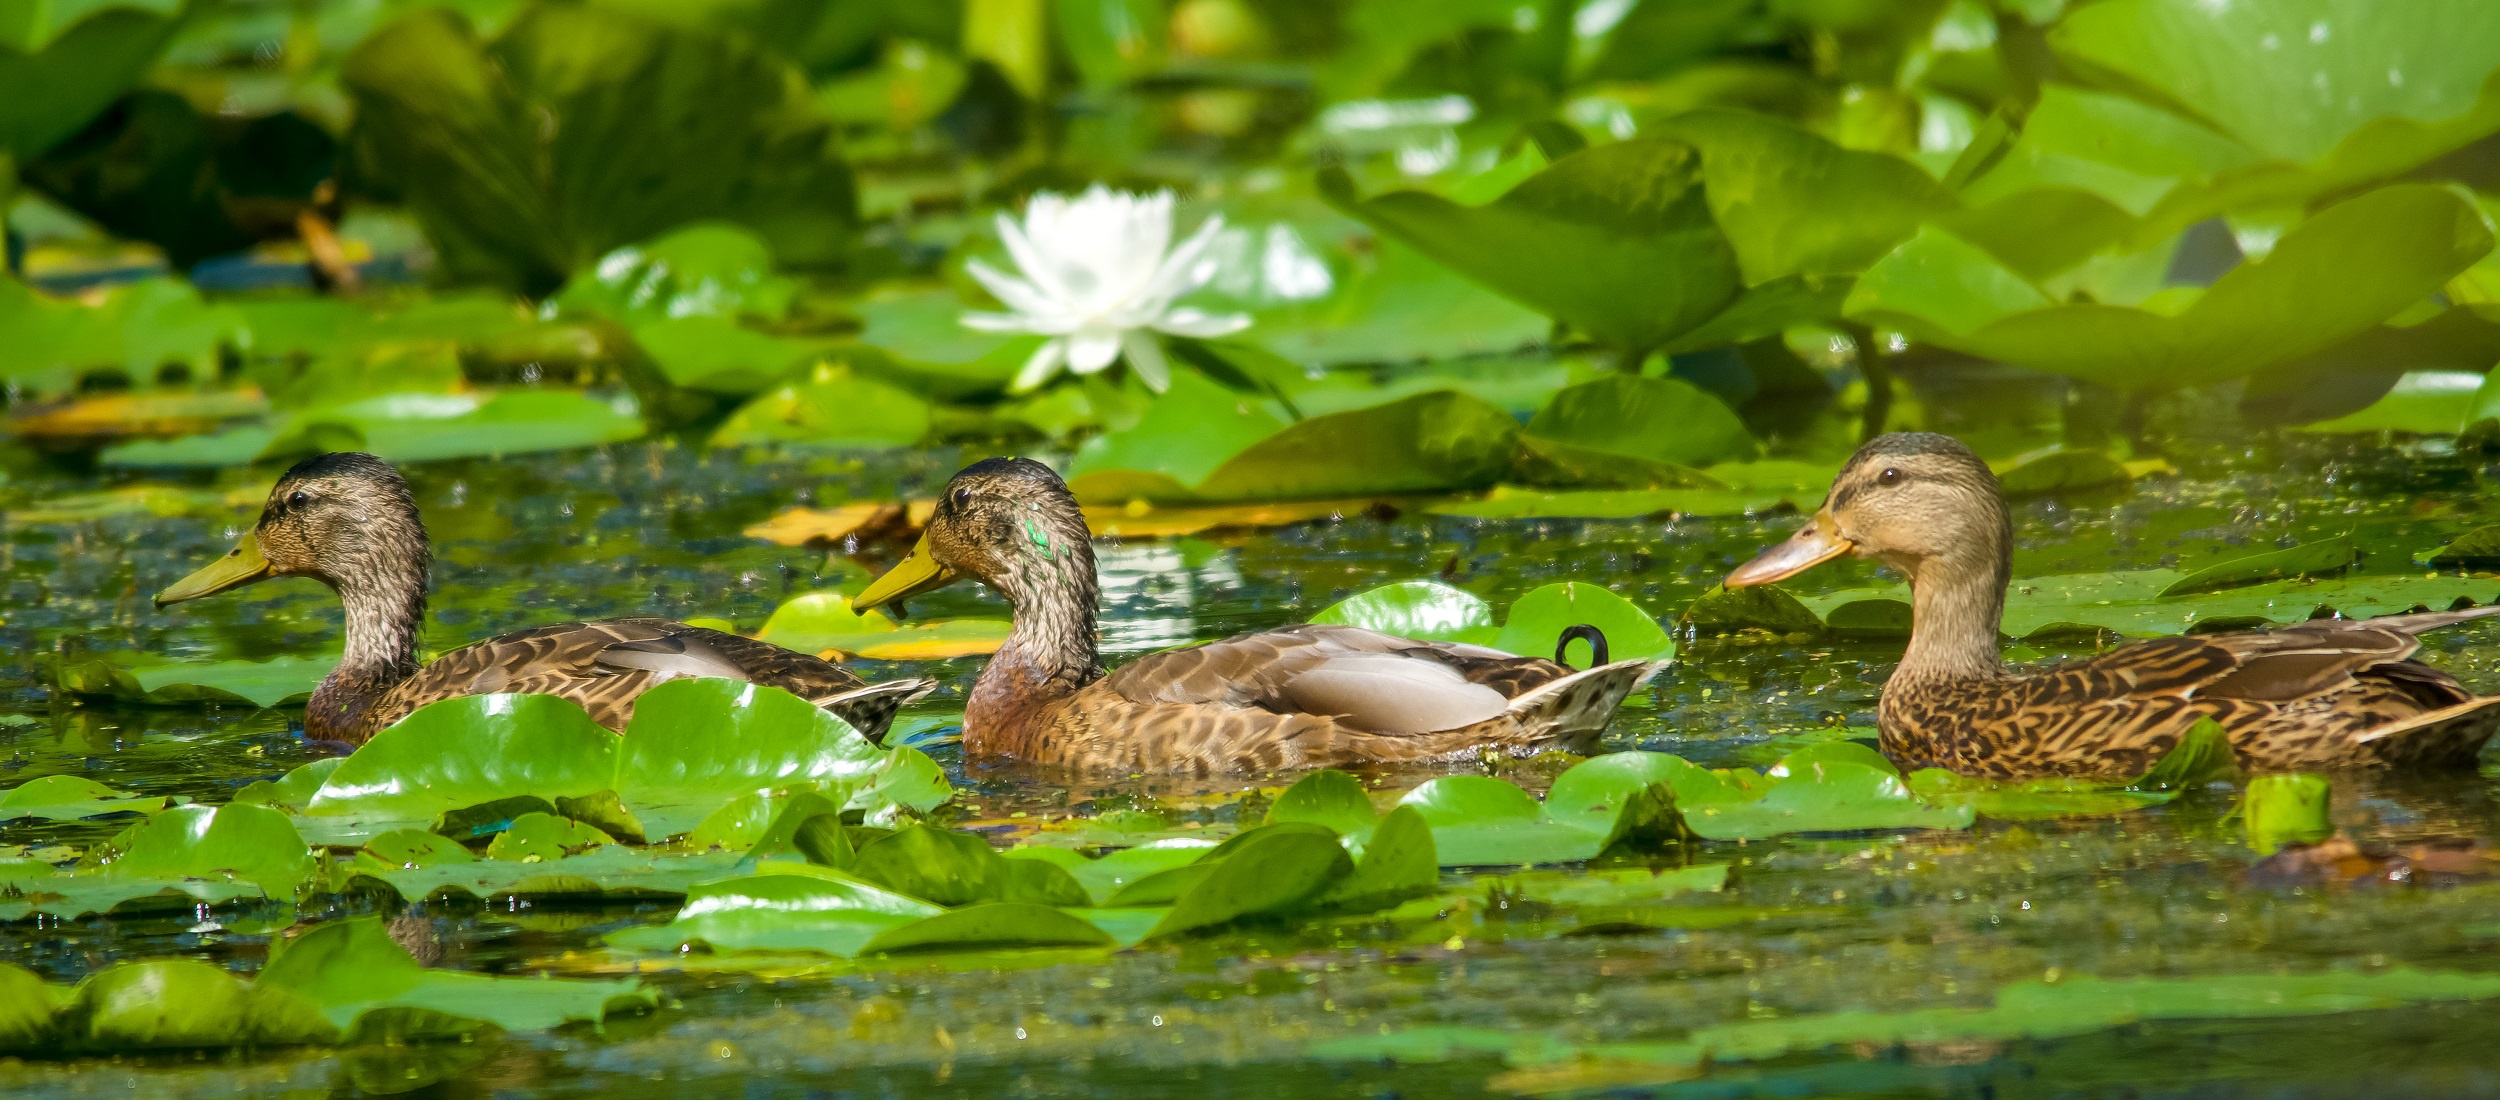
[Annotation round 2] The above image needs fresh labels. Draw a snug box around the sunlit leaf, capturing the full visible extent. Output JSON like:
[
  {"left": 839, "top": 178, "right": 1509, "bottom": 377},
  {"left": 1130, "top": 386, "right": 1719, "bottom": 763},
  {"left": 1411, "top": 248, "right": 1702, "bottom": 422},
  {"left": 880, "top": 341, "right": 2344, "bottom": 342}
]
[
  {"left": 2241, "top": 773, "right": 2333, "bottom": 855},
  {"left": 100, "top": 804, "right": 316, "bottom": 895},
  {"left": 259, "top": 916, "right": 651, "bottom": 1036},
  {"left": 2158, "top": 536, "right": 2356, "bottom": 597},
  {"left": 0, "top": 775, "right": 166, "bottom": 822},
  {"left": 1308, "top": 582, "right": 1494, "bottom": 645},
  {"left": 1143, "top": 823, "right": 1352, "bottom": 940},
  {"left": 308, "top": 694, "right": 620, "bottom": 830}
]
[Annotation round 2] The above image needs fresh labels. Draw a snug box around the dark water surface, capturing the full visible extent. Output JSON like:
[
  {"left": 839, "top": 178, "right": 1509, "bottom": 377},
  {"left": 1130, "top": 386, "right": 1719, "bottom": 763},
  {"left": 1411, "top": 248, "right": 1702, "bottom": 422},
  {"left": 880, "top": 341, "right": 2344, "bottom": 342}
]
[{"left": 8, "top": 435, "right": 2500, "bottom": 1097}]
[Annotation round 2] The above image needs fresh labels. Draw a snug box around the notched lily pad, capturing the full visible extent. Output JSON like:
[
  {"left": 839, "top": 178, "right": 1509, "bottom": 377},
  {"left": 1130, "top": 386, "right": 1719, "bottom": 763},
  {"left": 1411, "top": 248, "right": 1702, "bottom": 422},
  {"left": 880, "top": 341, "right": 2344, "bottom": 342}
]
[{"left": 0, "top": 775, "right": 167, "bottom": 822}]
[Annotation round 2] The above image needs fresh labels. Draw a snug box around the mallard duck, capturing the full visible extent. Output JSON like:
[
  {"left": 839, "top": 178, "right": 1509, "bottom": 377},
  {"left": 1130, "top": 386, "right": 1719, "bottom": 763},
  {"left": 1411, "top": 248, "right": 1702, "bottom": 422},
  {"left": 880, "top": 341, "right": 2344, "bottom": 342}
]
[
  {"left": 155, "top": 452, "right": 933, "bottom": 745},
  {"left": 852, "top": 457, "right": 1663, "bottom": 774},
  {"left": 1726, "top": 432, "right": 2500, "bottom": 777}
]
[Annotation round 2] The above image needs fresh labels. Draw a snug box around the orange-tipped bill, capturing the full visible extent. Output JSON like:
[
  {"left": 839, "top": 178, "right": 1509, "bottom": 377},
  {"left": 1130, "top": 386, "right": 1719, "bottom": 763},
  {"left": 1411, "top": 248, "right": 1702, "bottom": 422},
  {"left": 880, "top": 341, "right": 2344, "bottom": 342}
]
[
  {"left": 854, "top": 531, "right": 959, "bottom": 613},
  {"left": 1726, "top": 513, "right": 1853, "bottom": 587},
  {"left": 156, "top": 531, "right": 273, "bottom": 607}
]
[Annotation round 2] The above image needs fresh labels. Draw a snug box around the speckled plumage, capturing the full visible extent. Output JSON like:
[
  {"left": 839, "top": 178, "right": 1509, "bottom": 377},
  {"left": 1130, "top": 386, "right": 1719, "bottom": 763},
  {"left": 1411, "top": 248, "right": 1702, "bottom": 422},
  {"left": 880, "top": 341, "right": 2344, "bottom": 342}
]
[
  {"left": 863, "top": 458, "right": 1662, "bottom": 775},
  {"left": 166, "top": 453, "right": 931, "bottom": 745},
  {"left": 1731, "top": 433, "right": 2500, "bottom": 778}
]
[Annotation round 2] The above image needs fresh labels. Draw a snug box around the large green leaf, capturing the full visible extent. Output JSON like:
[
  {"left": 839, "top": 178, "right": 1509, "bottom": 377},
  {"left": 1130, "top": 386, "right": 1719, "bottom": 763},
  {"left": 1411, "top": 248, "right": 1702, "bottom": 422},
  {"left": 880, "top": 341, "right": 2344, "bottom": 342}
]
[
  {"left": 341, "top": 4, "right": 854, "bottom": 296},
  {"left": 307, "top": 694, "right": 621, "bottom": 827},
  {"left": 996, "top": 841, "right": 1215, "bottom": 907},
  {"left": 614, "top": 678, "right": 881, "bottom": 838},
  {"left": 1143, "top": 823, "right": 1352, "bottom": 940},
  {"left": 99, "top": 804, "right": 317, "bottom": 895},
  {"left": 1654, "top": 109, "right": 1955, "bottom": 284},
  {"left": 1307, "top": 581, "right": 1493, "bottom": 643},
  {"left": 53, "top": 654, "right": 335, "bottom": 709},
  {"left": 1520, "top": 375, "right": 1756, "bottom": 477},
  {"left": 1067, "top": 389, "right": 1521, "bottom": 503},
  {"left": 1845, "top": 185, "right": 2494, "bottom": 391},
  {"left": 1321, "top": 139, "right": 1742, "bottom": 354},
  {"left": 604, "top": 866, "right": 943, "bottom": 957},
  {"left": 1312, "top": 579, "right": 1674, "bottom": 663},
  {"left": 0, "top": 775, "right": 165, "bottom": 822},
  {"left": 348, "top": 846, "right": 745, "bottom": 904},
  {"left": 0, "top": 276, "right": 243, "bottom": 393},
  {"left": 0, "top": 3, "right": 186, "bottom": 162},
  {"left": 2052, "top": 0, "right": 2500, "bottom": 167},
  {"left": 257, "top": 917, "right": 650, "bottom": 1037},
  {"left": 268, "top": 389, "right": 647, "bottom": 465}
]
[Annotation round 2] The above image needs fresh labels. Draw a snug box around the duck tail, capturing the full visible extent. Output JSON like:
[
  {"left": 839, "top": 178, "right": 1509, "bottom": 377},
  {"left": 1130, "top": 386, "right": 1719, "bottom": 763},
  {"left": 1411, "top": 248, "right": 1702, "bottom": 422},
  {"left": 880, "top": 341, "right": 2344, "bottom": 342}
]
[
  {"left": 814, "top": 677, "right": 938, "bottom": 744},
  {"left": 2354, "top": 603, "right": 2500, "bottom": 637}
]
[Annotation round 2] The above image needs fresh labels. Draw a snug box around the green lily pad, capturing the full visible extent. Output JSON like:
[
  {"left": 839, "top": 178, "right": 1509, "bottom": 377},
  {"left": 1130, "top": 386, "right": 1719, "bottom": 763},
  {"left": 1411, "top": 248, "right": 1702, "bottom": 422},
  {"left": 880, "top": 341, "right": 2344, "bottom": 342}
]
[
  {"left": 848, "top": 825, "right": 1089, "bottom": 908},
  {"left": 0, "top": 277, "right": 244, "bottom": 394},
  {"left": 855, "top": 902, "right": 1116, "bottom": 955},
  {"left": 258, "top": 916, "right": 651, "bottom": 1038},
  {"left": 1142, "top": 823, "right": 1353, "bottom": 940},
  {"left": 347, "top": 846, "right": 745, "bottom": 904},
  {"left": 2241, "top": 773, "right": 2334, "bottom": 855},
  {"left": 269, "top": 390, "right": 647, "bottom": 465},
  {"left": 354, "top": 830, "right": 476, "bottom": 870},
  {"left": 710, "top": 368, "right": 935, "bottom": 448},
  {"left": 1397, "top": 753, "right": 1681, "bottom": 866},
  {"left": 1264, "top": 769, "right": 1385, "bottom": 845},
  {"left": 483, "top": 813, "right": 614, "bottom": 862},
  {"left": 1518, "top": 375, "right": 1756, "bottom": 474},
  {"left": 2423, "top": 524, "right": 2500, "bottom": 567},
  {"left": 53, "top": 654, "right": 336, "bottom": 709},
  {"left": 752, "top": 590, "right": 1010, "bottom": 661},
  {"left": 0, "top": 775, "right": 166, "bottom": 822},
  {"left": 1068, "top": 389, "right": 1522, "bottom": 504},
  {"left": 308, "top": 694, "right": 621, "bottom": 830},
  {"left": 1314, "top": 580, "right": 1673, "bottom": 664},
  {"left": 605, "top": 866, "right": 943, "bottom": 957},
  {"left": 614, "top": 678, "right": 882, "bottom": 839},
  {"left": 1307, "top": 581, "right": 1494, "bottom": 645},
  {"left": 100, "top": 804, "right": 317, "bottom": 896},
  {"left": 1845, "top": 185, "right": 2493, "bottom": 392},
  {"left": 1321, "top": 139, "right": 1739, "bottom": 355},
  {"left": 1653, "top": 108, "right": 1955, "bottom": 285},
  {"left": 1680, "top": 584, "right": 1824, "bottom": 635},
  {"left": 1996, "top": 449, "right": 2133, "bottom": 497},
  {"left": 2159, "top": 536, "right": 2357, "bottom": 597},
  {"left": 996, "top": 841, "right": 1216, "bottom": 907}
]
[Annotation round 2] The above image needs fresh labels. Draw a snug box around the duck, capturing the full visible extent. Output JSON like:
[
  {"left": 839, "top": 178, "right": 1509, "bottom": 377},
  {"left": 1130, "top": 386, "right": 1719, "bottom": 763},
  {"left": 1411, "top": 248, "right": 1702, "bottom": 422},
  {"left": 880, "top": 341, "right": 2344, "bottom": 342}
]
[
  {"left": 155, "top": 451, "right": 933, "bottom": 745},
  {"left": 1724, "top": 431, "right": 2500, "bottom": 777},
  {"left": 851, "top": 457, "right": 1663, "bottom": 774}
]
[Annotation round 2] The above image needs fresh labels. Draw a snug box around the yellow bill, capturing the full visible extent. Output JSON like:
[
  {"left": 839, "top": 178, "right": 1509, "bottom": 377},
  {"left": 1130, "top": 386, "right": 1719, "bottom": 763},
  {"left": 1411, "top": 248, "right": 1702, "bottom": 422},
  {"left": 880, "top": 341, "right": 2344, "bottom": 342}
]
[
  {"left": 853, "top": 532, "right": 959, "bottom": 612},
  {"left": 156, "top": 531, "right": 274, "bottom": 607},
  {"left": 1725, "top": 511, "right": 1853, "bottom": 587}
]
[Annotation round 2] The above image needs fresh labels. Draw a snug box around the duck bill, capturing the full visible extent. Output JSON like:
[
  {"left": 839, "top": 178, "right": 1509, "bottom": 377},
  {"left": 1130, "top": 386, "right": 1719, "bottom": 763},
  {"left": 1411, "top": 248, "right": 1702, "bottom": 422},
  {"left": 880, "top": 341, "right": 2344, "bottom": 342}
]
[
  {"left": 854, "top": 532, "right": 959, "bottom": 612},
  {"left": 156, "top": 531, "right": 274, "bottom": 607},
  {"left": 1726, "top": 513, "right": 1853, "bottom": 587}
]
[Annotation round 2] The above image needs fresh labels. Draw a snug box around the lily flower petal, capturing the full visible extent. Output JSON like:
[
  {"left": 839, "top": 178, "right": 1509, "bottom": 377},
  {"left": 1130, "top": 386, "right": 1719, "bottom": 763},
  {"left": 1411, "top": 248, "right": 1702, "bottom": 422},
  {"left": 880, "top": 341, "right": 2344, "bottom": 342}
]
[
  {"left": 1153, "top": 307, "right": 1252, "bottom": 338},
  {"left": 1067, "top": 328, "right": 1123, "bottom": 373},
  {"left": 1010, "top": 338, "right": 1068, "bottom": 393},
  {"left": 1122, "top": 330, "right": 1172, "bottom": 393}
]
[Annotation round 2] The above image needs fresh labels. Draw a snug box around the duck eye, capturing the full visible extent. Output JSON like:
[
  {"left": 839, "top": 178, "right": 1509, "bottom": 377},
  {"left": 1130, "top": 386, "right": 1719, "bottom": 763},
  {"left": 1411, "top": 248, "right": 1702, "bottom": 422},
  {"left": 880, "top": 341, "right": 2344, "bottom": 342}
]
[
  {"left": 287, "top": 490, "right": 311, "bottom": 507},
  {"left": 1877, "top": 468, "right": 1901, "bottom": 485},
  {"left": 948, "top": 486, "right": 974, "bottom": 511}
]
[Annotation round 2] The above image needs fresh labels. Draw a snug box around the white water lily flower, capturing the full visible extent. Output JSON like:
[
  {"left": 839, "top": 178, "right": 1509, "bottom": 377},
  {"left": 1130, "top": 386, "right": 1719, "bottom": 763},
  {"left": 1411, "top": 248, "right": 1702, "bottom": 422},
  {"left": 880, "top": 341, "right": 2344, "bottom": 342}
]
[{"left": 961, "top": 185, "right": 1250, "bottom": 393}]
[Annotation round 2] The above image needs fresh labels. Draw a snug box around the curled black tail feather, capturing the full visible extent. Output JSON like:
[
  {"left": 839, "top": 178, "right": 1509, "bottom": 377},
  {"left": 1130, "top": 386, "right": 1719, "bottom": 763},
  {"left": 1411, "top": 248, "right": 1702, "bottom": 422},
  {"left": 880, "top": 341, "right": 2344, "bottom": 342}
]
[{"left": 1555, "top": 624, "right": 1608, "bottom": 668}]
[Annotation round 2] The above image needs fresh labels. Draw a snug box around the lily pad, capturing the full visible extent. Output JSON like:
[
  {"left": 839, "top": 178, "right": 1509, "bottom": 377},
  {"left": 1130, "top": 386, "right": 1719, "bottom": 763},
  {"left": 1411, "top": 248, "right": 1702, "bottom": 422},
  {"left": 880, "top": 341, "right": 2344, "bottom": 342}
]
[
  {"left": 2159, "top": 536, "right": 2358, "bottom": 597},
  {"left": 1142, "top": 823, "right": 1353, "bottom": 940},
  {"left": 52, "top": 654, "right": 336, "bottom": 709},
  {"left": 752, "top": 591, "right": 1009, "bottom": 661},
  {"left": 0, "top": 775, "right": 166, "bottom": 822},
  {"left": 614, "top": 678, "right": 883, "bottom": 838},
  {"left": 1844, "top": 185, "right": 2493, "bottom": 392},
  {"left": 1314, "top": 580, "right": 1674, "bottom": 664},
  {"left": 307, "top": 694, "right": 621, "bottom": 830},
  {"left": 347, "top": 846, "right": 745, "bottom": 904},
  {"left": 258, "top": 917, "right": 651, "bottom": 1037},
  {"left": 996, "top": 841, "right": 1217, "bottom": 907},
  {"left": 2423, "top": 524, "right": 2500, "bottom": 567},
  {"left": 2241, "top": 774, "right": 2334, "bottom": 855},
  {"left": 99, "top": 804, "right": 317, "bottom": 895},
  {"left": 1068, "top": 389, "right": 1522, "bottom": 503},
  {"left": 1518, "top": 375, "right": 1756, "bottom": 476}
]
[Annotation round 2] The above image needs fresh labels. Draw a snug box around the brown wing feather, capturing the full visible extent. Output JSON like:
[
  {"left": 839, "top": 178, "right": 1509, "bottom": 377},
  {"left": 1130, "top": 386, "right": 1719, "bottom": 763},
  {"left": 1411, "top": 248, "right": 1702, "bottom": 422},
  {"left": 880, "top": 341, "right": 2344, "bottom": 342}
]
[
  {"left": 1882, "top": 620, "right": 2496, "bottom": 777},
  {"left": 362, "top": 618, "right": 924, "bottom": 740}
]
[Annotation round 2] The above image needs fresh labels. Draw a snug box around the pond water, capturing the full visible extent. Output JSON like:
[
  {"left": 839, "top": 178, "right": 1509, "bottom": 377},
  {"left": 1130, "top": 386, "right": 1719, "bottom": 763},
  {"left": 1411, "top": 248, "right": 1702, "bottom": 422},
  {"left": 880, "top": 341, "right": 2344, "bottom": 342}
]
[{"left": 8, "top": 432, "right": 2500, "bottom": 1098}]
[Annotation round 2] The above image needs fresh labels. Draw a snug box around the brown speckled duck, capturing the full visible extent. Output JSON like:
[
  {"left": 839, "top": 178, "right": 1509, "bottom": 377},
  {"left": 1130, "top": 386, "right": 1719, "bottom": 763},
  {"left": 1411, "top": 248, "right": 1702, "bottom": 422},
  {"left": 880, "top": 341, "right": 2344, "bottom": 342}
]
[
  {"left": 156, "top": 452, "right": 932, "bottom": 745},
  {"left": 1726, "top": 432, "right": 2500, "bottom": 777},
  {"left": 853, "top": 457, "right": 1662, "bottom": 774}
]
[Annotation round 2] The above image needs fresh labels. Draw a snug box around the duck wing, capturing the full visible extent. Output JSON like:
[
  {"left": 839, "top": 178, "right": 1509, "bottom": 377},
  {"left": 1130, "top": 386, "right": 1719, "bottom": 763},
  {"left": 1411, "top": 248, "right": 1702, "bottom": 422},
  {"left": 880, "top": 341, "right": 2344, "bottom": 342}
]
[
  {"left": 1100, "top": 624, "right": 1566, "bottom": 733},
  {"left": 384, "top": 619, "right": 932, "bottom": 738}
]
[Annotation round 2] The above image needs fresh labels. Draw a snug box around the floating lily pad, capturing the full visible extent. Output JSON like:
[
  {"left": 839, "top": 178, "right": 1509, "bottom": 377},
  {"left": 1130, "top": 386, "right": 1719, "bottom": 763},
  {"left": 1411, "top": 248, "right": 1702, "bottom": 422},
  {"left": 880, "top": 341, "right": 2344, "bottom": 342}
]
[
  {"left": 1996, "top": 449, "right": 2134, "bottom": 497},
  {"left": 2241, "top": 774, "right": 2334, "bottom": 855},
  {"left": 1143, "top": 823, "right": 1353, "bottom": 940},
  {"left": 307, "top": 694, "right": 621, "bottom": 831},
  {"left": 100, "top": 804, "right": 317, "bottom": 895},
  {"left": 2160, "top": 536, "right": 2357, "bottom": 597},
  {"left": 1068, "top": 389, "right": 1521, "bottom": 503},
  {"left": 258, "top": 916, "right": 651, "bottom": 1038},
  {"left": 1518, "top": 375, "right": 1756, "bottom": 478},
  {"left": 0, "top": 775, "right": 166, "bottom": 823},
  {"left": 752, "top": 591, "right": 1008, "bottom": 661},
  {"left": 996, "top": 841, "right": 1216, "bottom": 907},
  {"left": 2423, "top": 524, "right": 2500, "bottom": 567},
  {"left": 52, "top": 654, "right": 336, "bottom": 709},
  {"left": 1314, "top": 580, "right": 1673, "bottom": 664}
]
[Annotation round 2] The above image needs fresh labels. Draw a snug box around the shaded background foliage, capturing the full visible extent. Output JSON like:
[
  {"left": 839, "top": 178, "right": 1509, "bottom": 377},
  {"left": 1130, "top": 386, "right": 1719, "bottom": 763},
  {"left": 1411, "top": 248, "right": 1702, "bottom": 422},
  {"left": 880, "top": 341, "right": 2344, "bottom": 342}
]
[{"left": 3, "top": 0, "right": 2497, "bottom": 478}]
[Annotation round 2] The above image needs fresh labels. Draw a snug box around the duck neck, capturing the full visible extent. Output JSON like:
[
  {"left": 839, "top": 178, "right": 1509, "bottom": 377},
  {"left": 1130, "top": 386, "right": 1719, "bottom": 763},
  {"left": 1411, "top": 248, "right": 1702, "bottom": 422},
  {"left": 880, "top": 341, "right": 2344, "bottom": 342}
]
[
  {"left": 967, "top": 504, "right": 1102, "bottom": 743},
  {"left": 308, "top": 518, "right": 431, "bottom": 739},
  {"left": 1891, "top": 533, "right": 2009, "bottom": 689}
]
